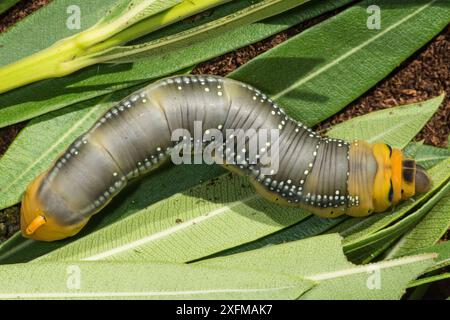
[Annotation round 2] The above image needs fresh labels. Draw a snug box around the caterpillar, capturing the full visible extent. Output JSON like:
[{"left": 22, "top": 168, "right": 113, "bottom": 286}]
[{"left": 20, "top": 75, "right": 431, "bottom": 241}]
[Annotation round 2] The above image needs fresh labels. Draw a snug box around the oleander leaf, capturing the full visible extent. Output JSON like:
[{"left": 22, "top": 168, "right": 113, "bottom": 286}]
[
  {"left": 344, "top": 178, "right": 450, "bottom": 263},
  {"left": 327, "top": 94, "right": 445, "bottom": 149},
  {"left": 385, "top": 191, "right": 450, "bottom": 259},
  {"left": 0, "top": 261, "right": 313, "bottom": 299},
  {"left": 340, "top": 158, "right": 450, "bottom": 245},
  {"left": 407, "top": 272, "right": 450, "bottom": 288},
  {"left": 299, "top": 253, "right": 436, "bottom": 299},
  {"left": 198, "top": 234, "right": 437, "bottom": 300},
  {"left": 407, "top": 240, "right": 450, "bottom": 274},
  {"left": 97, "top": 0, "right": 181, "bottom": 30}
]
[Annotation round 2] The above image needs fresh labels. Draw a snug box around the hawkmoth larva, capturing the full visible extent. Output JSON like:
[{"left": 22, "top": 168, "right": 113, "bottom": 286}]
[{"left": 21, "top": 75, "right": 431, "bottom": 241}]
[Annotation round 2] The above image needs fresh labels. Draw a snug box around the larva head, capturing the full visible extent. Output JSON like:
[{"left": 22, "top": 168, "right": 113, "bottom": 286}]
[
  {"left": 20, "top": 173, "right": 90, "bottom": 241},
  {"left": 371, "top": 143, "right": 431, "bottom": 212}
]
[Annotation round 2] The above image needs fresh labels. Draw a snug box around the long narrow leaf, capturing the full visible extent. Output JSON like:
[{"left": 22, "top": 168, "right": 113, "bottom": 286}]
[
  {"left": 386, "top": 192, "right": 450, "bottom": 258},
  {"left": 198, "top": 234, "right": 436, "bottom": 300},
  {"left": 327, "top": 95, "right": 445, "bottom": 149},
  {"left": 407, "top": 241, "right": 450, "bottom": 274},
  {"left": 0, "top": 261, "right": 313, "bottom": 299},
  {"left": 344, "top": 178, "right": 450, "bottom": 262}
]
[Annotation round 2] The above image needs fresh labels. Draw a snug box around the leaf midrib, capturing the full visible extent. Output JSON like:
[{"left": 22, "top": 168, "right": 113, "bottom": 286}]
[
  {"left": 307, "top": 253, "right": 435, "bottom": 281},
  {"left": 0, "top": 284, "right": 298, "bottom": 299}
]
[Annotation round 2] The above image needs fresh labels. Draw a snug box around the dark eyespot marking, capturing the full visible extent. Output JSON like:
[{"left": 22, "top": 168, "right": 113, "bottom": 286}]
[
  {"left": 403, "top": 168, "right": 414, "bottom": 184},
  {"left": 403, "top": 159, "right": 415, "bottom": 169},
  {"left": 402, "top": 159, "right": 415, "bottom": 184},
  {"left": 386, "top": 144, "right": 392, "bottom": 157},
  {"left": 388, "top": 179, "right": 394, "bottom": 202}
]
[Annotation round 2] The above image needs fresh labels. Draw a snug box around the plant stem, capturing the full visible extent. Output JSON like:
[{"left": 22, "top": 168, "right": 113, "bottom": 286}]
[
  {"left": 0, "top": 0, "right": 230, "bottom": 94},
  {"left": 87, "top": 0, "right": 231, "bottom": 54}
]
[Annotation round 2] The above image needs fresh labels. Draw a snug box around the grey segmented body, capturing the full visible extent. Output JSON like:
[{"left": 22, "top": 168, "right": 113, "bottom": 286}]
[{"left": 36, "top": 75, "right": 366, "bottom": 226}]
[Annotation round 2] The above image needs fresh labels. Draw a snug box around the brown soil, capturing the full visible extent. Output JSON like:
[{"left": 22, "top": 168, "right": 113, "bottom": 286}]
[
  {"left": 0, "top": 0, "right": 51, "bottom": 32},
  {"left": 0, "top": 0, "right": 449, "bottom": 298}
]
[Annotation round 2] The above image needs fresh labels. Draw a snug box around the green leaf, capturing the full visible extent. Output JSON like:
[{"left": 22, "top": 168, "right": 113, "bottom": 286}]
[
  {"left": 0, "top": 0, "right": 357, "bottom": 260},
  {"left": 407, "top": 272, "right": 450, "bottom": 288},
  {"left": 0, "top": 0, "right": 350, "bottom": 128},
  {"left": 327, "top": 94, "right": 445, "bottom": 149},
  {"left": 340, "top": 158, "right": 450, "bottom": 245},
  {"left": 208, "top": 215, "right": 344, "bottom": 258},
  {"left": 392, "top": 236, "right": 450, "bottom": 274},
  {"left": 0, "top": 0, "right": 19, "bottom": 14},
  {"left": 385, "top": 191, "right": 450, "bottom": 258},
  {"left": 0, "top": 261, "right": 313, "bottom": 299},
  {"left": 97, "top": 0, "right": 181, "bottom": 30},
  {"left": 1, "top": 93, "right": 444, "bottom": 265},
  {"left": 198, "top": 234, "right": 436, "bottom": 300},
  {"left": 85, "top": 0, "right": 311, "bottom": 63},
  {"left": 343, "top": 177, "right": 450, "bottom": 263},
  {"left": 300, "top": 253, "right": 435, "bottom": 300},
  {"left": 403, "top": 142, "right": 450, "bottom": 169},
  {"left": 229, "top": 0, "right": 450, "bottom": 126}
]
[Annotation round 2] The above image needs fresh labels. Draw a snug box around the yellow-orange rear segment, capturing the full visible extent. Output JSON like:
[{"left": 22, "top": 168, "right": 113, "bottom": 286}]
[
  {"left": 346, "top": 141, "right": 432, "bottom": 217},
  {"left": 20, "top": 173, "right": 90, "bottom": 241}
]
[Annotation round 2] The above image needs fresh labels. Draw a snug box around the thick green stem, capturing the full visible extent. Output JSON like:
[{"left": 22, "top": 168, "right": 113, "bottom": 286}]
[
  {"left": 86, "top": 0, "right": 232, "bottom": 54},
  {"left": 0, "top": 39, "right": 82, "bottom": 93},
  {"left": 0, "top": 0, "right": 230, "bottom": 94}
]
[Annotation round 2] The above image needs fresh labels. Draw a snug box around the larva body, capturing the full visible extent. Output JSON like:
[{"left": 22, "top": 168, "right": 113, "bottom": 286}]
[{"left": 21, "top": 75, "right": 431, "bottom": 241}]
